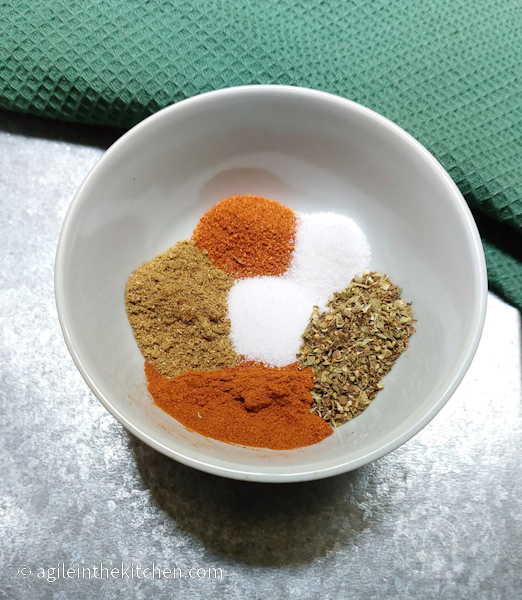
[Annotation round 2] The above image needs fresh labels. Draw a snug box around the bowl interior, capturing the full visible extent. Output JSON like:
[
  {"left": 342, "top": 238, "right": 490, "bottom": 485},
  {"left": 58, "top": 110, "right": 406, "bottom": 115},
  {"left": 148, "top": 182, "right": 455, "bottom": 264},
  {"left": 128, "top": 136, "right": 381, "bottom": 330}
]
[{"left": 55, "top": 86, "right": 486, "bottom": 482}]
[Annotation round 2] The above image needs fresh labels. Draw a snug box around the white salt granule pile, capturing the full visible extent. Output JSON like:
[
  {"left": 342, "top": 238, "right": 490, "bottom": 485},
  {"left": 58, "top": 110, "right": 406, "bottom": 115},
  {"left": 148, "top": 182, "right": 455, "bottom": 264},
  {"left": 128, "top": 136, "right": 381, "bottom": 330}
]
[
  {"left": 286, "top": 212, "right": 371, "bottom": 299},
  {"left": 227, "top": 276, "right": 321, "bottom": 367},
  {"left": 227, "top": 210, "right": 371, "bottom": 367}
]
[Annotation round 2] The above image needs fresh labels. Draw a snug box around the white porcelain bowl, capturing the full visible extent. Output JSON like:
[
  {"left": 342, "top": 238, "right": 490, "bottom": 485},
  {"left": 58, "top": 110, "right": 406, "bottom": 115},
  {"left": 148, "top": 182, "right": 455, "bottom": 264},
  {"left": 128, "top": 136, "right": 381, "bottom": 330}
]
[{"left": 55, "top": 85, "right": 487, "bottom": 482}]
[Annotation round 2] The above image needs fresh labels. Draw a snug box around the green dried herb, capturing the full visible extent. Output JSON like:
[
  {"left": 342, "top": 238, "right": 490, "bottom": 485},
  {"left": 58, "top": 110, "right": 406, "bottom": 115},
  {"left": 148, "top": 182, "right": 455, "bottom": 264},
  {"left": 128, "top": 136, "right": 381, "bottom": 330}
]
[{"left": 298, "top": 272, "right": 415, "bottom": 427}]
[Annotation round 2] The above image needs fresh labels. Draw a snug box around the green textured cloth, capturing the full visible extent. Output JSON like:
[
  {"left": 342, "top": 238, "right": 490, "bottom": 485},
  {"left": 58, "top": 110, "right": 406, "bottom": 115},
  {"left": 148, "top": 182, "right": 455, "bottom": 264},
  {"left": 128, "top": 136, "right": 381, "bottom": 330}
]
[{"left": 1, "top": 0, "right": 521, "bottom": 311}]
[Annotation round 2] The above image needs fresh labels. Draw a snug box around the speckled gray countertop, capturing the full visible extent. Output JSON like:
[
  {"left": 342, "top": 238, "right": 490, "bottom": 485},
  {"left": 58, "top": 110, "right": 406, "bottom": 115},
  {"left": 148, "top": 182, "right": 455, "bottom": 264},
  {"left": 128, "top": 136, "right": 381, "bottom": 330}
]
[{"left": 1, "top": 110, "right": 521, "bottom": 600}]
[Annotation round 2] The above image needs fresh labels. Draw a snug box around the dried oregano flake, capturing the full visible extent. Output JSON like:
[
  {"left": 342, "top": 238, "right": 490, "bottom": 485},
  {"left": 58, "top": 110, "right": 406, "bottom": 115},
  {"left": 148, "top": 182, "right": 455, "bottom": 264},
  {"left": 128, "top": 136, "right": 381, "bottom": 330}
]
[{"left": 298, "top": 271, "right": 415, "bottom": 427}]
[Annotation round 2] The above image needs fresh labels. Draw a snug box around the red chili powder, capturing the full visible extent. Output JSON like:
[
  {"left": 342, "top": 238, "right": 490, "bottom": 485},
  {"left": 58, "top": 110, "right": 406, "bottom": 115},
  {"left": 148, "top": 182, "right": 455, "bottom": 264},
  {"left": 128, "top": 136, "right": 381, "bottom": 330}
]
[
  {"left": 145, "top": 361, "right": 332, "bottom": 450},
  {"left": 192, "top": 195, "right": 297, "bottom": 278}
]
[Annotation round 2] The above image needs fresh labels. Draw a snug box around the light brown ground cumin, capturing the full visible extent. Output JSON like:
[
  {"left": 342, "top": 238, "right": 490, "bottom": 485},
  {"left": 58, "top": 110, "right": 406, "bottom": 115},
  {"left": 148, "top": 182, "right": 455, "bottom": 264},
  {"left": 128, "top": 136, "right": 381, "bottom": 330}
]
[{"left": 125, "top": 239, "right": 240, "bottom": 378}]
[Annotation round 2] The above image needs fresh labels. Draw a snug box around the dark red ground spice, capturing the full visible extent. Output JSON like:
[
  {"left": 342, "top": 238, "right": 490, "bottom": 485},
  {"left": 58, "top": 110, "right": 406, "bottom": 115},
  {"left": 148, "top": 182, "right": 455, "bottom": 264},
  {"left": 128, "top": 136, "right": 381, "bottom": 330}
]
[
  {"left": 192, "top": 195, "right": 296, "bottom": 278},
  {"left": 145, "top": 361, "right": 332, "bottom": 449}
]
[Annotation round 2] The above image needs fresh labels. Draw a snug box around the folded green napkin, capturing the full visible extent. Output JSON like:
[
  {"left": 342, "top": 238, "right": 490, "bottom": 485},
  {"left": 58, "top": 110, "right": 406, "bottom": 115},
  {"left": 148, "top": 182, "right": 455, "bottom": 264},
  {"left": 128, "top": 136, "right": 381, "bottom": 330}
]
[{"left": 2, "top": 0, "right": 521, "bottom": 311}]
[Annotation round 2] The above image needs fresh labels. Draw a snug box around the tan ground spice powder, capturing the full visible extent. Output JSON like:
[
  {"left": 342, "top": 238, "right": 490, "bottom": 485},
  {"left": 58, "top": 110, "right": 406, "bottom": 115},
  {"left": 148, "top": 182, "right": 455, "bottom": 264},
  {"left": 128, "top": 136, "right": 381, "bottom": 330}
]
[{"left": 125, "top": 240, "right": 240, "bottom": 378}]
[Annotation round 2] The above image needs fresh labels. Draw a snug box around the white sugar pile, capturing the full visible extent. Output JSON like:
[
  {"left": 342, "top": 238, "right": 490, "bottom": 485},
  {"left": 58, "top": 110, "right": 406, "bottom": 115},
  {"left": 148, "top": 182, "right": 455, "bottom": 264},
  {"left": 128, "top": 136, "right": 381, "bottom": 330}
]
[
  {"left": 227, "top": 276, "right": 320, "bottom": 367},
  {"left": 287, "top": 212, "right": 371, "bottom": 298},
  {"left": 227, "top": 210, "right": 371, "bottom": 367}
]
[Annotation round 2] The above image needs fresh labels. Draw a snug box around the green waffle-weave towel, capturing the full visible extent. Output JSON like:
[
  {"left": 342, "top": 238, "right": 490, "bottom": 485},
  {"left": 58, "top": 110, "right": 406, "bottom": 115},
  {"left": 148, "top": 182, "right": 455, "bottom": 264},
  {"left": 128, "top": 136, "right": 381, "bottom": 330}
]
[{"left": 1, "top": 0, "right": 521, "bottom": 311}]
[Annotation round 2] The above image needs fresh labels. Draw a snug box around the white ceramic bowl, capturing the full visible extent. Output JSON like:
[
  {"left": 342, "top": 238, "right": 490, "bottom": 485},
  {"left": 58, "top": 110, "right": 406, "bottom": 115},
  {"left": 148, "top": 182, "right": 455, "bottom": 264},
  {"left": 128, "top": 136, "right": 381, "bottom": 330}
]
[{"left": 55, "top": 85, "right": 487, "bottom": 482}]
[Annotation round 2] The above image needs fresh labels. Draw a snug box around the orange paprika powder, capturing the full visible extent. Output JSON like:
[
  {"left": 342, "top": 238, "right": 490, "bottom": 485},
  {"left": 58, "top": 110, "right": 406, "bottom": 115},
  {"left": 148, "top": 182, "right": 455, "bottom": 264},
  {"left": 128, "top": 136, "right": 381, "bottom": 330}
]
[
  {"left": 145, "top": 361, "right": 332, "bottom": 449},
  {"left": 192, "top": 195, "right": 296, "bottom": 279}
]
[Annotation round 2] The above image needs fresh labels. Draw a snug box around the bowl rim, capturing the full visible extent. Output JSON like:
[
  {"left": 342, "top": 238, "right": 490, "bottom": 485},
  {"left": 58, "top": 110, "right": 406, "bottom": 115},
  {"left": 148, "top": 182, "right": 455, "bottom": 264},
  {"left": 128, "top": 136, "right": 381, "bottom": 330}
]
[{"left": 54, "top": 84, "right": 488, "bottom": 483}]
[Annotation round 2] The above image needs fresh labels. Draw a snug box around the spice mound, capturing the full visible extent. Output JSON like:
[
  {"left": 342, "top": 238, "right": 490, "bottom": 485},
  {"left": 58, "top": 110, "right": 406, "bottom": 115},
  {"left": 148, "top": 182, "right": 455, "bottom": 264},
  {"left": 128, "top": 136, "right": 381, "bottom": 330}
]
[
  {"left": 125, "top": 239, "right": 240, "bottom": 379},
  {"left": 145, "top": 361, "right": 332, "bottom": 450},
  {"left": 125, "top": 195, "right": 415, "bottom": 450},
  {"left": 298, "top": 272, "right": 415, "bottom": 427},
  {"left": 192, "top": 195, "right": 297, "bottom": 278}
]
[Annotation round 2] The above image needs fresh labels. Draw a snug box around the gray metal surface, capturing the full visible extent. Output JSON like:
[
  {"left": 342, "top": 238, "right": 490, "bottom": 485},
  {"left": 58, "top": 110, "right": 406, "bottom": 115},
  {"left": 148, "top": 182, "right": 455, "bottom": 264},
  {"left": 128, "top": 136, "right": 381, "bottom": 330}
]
[{"left": 1, "top": 110, "right": 521, "bottom": 600}]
